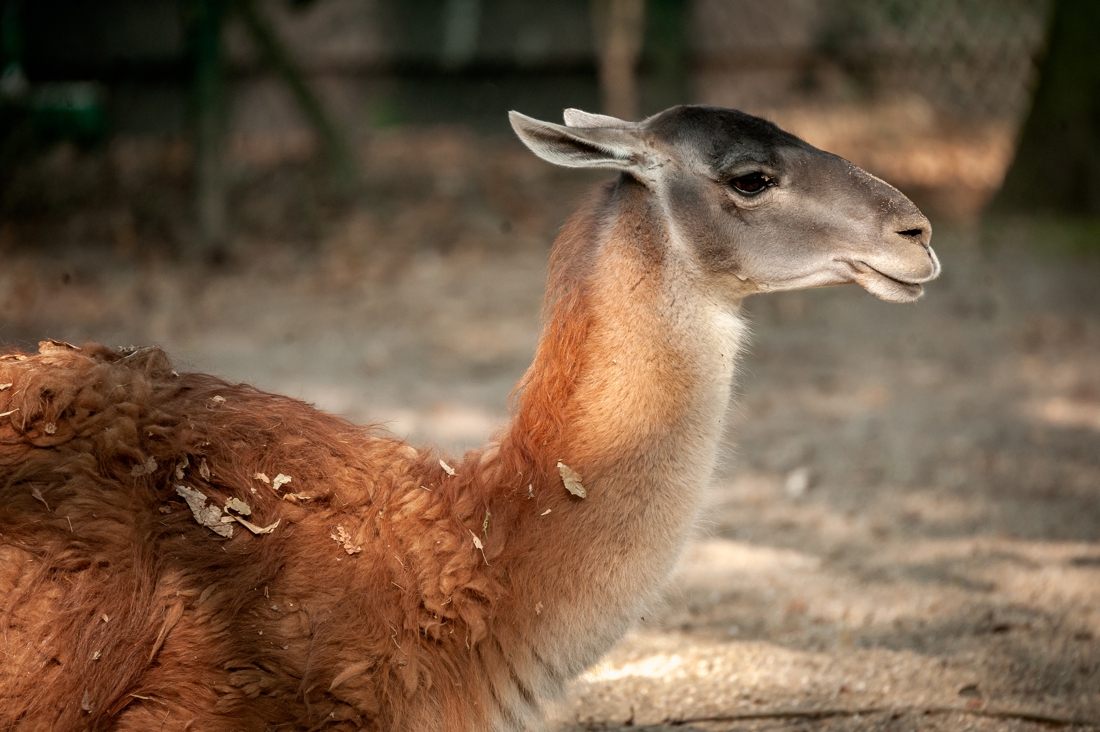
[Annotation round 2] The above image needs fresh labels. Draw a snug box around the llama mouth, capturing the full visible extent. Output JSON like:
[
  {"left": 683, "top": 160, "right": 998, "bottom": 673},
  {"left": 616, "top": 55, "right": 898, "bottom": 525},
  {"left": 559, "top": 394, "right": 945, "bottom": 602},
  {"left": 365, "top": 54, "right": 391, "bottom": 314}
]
[{"left": 850, "top": 261, "right": 925, "bottom": 301}]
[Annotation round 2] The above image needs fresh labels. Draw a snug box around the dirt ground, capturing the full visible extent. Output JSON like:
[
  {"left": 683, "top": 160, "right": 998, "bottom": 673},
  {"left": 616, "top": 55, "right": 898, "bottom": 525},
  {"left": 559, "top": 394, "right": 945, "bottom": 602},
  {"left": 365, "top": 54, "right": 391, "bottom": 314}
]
[{"left": 1, "top": 122, "right": 1098, "bottom": 731}]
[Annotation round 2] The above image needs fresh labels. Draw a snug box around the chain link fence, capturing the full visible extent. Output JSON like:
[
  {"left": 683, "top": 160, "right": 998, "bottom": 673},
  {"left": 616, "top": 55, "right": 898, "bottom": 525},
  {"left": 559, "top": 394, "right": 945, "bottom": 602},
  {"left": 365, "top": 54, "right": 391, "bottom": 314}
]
[{"left": 690, "top": 0, "right": 1052, "bottom": 122}]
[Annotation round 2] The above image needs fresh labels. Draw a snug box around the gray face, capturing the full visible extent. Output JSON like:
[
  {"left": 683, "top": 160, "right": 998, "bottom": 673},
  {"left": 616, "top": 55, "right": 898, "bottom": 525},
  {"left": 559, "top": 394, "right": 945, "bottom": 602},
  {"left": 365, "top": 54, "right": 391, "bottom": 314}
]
[{"left": 510, "top": 105, "right": 939, "bottom": 303}]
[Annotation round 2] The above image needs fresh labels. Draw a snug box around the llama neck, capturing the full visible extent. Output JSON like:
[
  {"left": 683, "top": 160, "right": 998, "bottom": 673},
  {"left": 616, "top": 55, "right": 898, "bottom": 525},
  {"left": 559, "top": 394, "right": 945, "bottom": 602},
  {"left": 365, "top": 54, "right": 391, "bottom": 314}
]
[{"left": 502, "top": 179, "right": 747, "bottom": 673}]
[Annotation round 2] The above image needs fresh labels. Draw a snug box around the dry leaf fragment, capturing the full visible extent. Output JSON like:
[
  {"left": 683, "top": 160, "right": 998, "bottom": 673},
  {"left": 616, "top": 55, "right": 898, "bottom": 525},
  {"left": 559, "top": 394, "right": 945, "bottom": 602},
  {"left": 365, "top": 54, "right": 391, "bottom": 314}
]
[
  {"left": 92, "top": 651, "right": 100, "bottom": 661},
  {"left": 131, "top": 456, "right": 157, "bottom": 477},
  {"left": 557, "top": 462, "right": 586, "bottom": 498},
  {"left": 535, "top": 601, "right": 543, "bottom": 615},
  {"left": 540, "top": 509, "right": 551, "bottom": 516},
  {"left": 272, "top": 473, "right": 292, "bottom": 491},
  {"left": 470, "top": 531, "right": 489, "bottom": 565},
  {"left": 101, "top": 614, "right": 109, "bottom": 623},
  {"left": 81, "top": 690, "right": 92, "bottom": 713},
  {"left": 0, "top": 382, "right": 12, "bottom": 391},
  {"left": 439, "top": 459, "right": 456, "bottom": 477},
  {"left": 175, "top": 485, "right": 233, "bottom": 538},
  {"left": 224, "top": 497, "right": 251, "bottom": 516},
  {"left": 211, "top": 395, "right": 226, "bottom": 404},
  {"left": 175, "top": 456, "right": 189, "bottom": 480},
  {"left": 253, "top": 472, "right": 270, "bottom": 484},
  {"left": 282, "top": 492, "right": 312, "bottom": 503},
  {"left": 331, "top": 525, "right": 362, "bottom": 554},
  {"left": 231, "top": 516, "right": 280, "bottom": 535},
  {"left": 199, "top": 459, "right": 211, "bottom": 481},
  {"left": 31, "top": 486, "right": 49, "bottom": 511},
  {"left": 0, "top": 409, "right": 18, "bottom": 418}
]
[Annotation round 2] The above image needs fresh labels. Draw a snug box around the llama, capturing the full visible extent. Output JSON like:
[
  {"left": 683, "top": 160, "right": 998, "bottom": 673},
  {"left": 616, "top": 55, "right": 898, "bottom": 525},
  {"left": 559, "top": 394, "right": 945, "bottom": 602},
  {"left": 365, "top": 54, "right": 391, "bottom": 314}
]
[{"left": 0, "top": 105, "right": 937, "bottom": 731}]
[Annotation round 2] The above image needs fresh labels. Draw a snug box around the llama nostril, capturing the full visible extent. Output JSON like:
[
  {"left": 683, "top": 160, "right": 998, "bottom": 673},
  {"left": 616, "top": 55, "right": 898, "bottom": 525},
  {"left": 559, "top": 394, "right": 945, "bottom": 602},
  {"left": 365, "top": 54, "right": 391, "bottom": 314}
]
[{"left": 896, "top": 225, "right": 931, "bottom": 247}]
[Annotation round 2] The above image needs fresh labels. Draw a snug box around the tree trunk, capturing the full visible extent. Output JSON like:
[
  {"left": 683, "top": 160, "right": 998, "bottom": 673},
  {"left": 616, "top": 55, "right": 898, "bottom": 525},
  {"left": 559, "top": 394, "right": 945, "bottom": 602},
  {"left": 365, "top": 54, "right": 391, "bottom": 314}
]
[
  {"left": 593, "top": 0, "right": 645, "bottom": 121},
  {"left": 990, "top": 0, "right": 1100, "bottom": 217},
  {"left": 191, "top": 0, "right": 228, "bottom": 259}
]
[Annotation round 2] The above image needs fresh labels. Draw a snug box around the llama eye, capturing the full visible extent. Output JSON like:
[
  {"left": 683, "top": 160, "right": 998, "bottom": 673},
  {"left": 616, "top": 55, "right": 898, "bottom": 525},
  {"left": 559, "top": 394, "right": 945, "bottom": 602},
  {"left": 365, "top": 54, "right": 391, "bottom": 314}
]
[{"left": 729, "top": 172, "right": 773, "bottom": 195}]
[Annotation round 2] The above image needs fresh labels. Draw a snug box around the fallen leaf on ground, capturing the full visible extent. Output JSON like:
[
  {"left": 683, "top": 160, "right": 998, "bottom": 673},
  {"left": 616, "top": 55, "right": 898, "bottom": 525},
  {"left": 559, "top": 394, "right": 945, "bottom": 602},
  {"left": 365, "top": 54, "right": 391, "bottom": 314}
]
[
  {"left": 272, "top": 473, "right": 292, "bottom": 491},
  {"left": 439, "top": 459, "right": 456, "bottom": 476},
  {"left": 176, "top": 485, "right": 233, "bottom": 537},
  {"left": 557, "top": 462, "right": 586, "bottom": 498},
  {"left": 331, "top": 525, "right": 361, "bottom": 554}
]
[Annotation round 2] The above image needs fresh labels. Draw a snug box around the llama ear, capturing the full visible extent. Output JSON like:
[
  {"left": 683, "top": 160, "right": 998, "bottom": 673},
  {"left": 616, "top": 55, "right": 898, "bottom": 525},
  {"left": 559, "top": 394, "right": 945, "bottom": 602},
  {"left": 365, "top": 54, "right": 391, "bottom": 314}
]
[
  {"left": 562, "top": 108, "right": 636, "bottom": 129},
  {"left": 509, "top": 111, "right": 647, "bottom": 172}
]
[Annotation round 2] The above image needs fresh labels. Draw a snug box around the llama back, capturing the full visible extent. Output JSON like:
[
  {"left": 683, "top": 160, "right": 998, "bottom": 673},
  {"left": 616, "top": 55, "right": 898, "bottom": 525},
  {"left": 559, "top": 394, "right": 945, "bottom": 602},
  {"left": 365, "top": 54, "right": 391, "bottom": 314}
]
[{"left": 0, "top": 342, "right": 503, "bottom": 730}]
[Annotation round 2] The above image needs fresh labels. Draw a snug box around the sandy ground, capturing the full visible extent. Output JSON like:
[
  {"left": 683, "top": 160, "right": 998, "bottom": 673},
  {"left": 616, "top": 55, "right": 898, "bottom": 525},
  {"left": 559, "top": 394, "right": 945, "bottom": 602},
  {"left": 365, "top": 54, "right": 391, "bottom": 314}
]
[{"left": 1, "top": 124, "right": 1098, "bottom": 731}]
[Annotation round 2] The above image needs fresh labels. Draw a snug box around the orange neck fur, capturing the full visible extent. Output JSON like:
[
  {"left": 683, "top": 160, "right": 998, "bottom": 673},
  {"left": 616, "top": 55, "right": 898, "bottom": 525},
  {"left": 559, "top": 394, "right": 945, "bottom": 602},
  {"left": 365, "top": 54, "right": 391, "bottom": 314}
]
[{"left": 481, "top": 177, "right": 748, "bottom": 684}]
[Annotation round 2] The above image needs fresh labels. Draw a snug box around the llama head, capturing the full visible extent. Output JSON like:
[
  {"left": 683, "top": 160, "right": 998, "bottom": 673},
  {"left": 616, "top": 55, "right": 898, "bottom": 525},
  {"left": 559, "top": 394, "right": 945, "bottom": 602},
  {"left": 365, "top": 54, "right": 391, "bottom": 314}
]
[{"left": 509, "top": 105, "right": 939, "bottom": 303}]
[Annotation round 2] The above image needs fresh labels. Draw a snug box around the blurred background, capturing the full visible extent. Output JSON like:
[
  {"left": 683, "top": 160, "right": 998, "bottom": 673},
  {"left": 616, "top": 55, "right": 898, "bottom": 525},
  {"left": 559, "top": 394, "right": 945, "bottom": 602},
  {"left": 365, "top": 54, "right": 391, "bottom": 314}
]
[{"left": 1, "top": 1, "right": 1098, "bottom": 728}]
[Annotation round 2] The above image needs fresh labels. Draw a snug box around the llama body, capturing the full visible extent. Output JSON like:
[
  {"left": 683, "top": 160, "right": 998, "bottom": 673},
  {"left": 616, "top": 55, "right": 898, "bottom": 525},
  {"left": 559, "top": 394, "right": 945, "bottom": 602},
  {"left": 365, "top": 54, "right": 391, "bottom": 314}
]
[{"left": 0, "top": 105, "right": 937, "bottom": 730}]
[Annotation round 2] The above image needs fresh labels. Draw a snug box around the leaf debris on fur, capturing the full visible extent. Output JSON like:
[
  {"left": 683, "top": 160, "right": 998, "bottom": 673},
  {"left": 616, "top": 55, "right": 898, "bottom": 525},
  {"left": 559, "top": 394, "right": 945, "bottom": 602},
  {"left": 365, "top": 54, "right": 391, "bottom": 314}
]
[
  {"left": 254, "top": 472, "right": 270, "bottom": 484},
  {"left": 0, "top": 382, "right": 11, "bottom": 390},
  {"left": 176, "top": 485, "right": 233, "bottom": 538},
  {"left": 282, "top": 492, "right": 312, "bottom": 503},
  {"left": 31, "top": 486, "right": 49, "bottom": 511},
  {"left": 471, "top": 531, "right": 489, "bottom": 565},
  {"left": 44, "top": 422, "right": 57, "bottom": 435},
  {"left": 272, "top": 473, "right": 292, "bottom": 491},
  {"left": 211, "top": 395, "right": 226, "bottom": 404},
  {"left": 439, "top": 459, "right": 456, "bottom": 476},
  {"left": 557, "top": 462, "right": 586, "bottom": 498},
  {"left": 175, "top": 456, "right": 189, "bottom": 480},
  {"left": 231, "top": 515, "right": 280, "bottom": 535},
  {"left": 541, "top": 508, "right": 551, "bottom": 516},
  {"left": 131, "top": 456, "right": 157, "bottom": 477},
  {"left": 0, "top": 409, "right": 19, "bottom": 418},
  {"left": 224, "top": 497, "right": 252, "bottom": 516},
  {"left": 331, "top": 525, "right": 361, "bottom": 554},
  {"left": 199, "top": 459, "right": 211, "bottom": 481}
]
